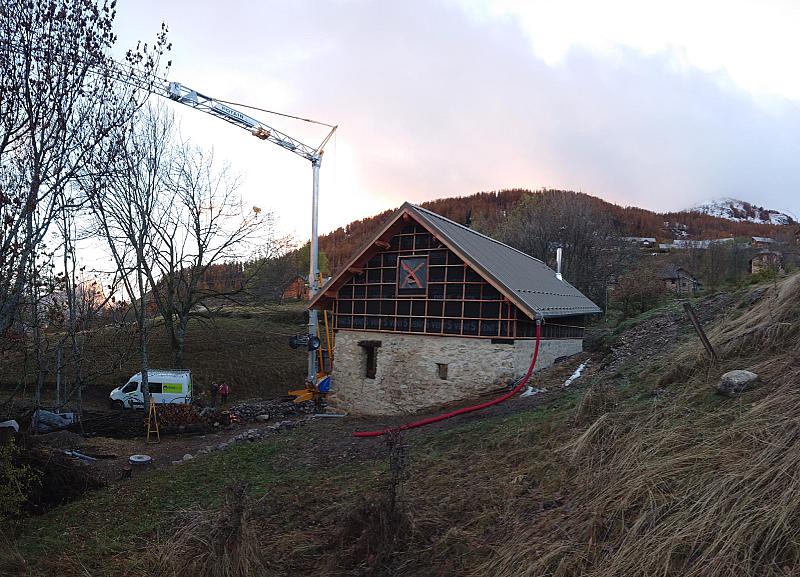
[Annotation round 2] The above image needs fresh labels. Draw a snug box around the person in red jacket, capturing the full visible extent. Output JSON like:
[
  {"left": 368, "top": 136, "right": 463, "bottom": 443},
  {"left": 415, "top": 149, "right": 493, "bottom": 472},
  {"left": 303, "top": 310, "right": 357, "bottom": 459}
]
[{"left": 219, "top": 382, "right": 230, "bottom": 405}]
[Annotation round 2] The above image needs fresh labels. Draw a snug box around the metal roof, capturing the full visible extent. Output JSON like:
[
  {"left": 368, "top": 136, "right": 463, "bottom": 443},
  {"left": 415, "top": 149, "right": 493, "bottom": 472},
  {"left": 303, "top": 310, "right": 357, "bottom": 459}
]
[
  {"left": 409, "top": 205, "right": 601, "bottom": 318},
  {"left": 310, "top": 202, "right": 602, "bottom": 319}
]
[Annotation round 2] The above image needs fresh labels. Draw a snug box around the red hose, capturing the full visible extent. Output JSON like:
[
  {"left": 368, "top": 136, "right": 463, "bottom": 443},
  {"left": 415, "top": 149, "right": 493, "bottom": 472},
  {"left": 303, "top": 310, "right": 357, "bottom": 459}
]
[{"left": 353, "top": 321, "right": 542, "bottom": 438}]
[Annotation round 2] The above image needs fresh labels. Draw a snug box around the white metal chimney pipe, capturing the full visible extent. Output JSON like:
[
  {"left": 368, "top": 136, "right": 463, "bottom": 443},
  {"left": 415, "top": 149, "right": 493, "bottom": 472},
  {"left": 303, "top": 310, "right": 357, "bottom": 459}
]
[{"left": 556, "top": 247, "right": 563, "bottom": 281}]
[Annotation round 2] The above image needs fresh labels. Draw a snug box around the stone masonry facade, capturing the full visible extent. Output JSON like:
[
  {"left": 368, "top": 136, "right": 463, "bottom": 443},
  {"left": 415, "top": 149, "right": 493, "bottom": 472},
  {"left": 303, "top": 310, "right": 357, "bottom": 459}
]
[{"left": 330, "top": 330, "right": 582, "bottom": 415}]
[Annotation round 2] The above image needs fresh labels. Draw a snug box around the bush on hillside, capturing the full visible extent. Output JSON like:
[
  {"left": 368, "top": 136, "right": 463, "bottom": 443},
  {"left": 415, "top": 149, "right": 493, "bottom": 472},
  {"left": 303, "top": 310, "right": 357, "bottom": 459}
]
[{"left": 0, "top": 440, "right": 40, "bottom": 519}]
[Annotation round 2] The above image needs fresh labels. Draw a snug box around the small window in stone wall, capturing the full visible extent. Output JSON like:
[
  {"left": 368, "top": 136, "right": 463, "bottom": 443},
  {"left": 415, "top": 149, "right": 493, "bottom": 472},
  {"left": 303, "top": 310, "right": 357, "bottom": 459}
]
[
  {"left": 359, "top": 340, "right": 381, "bottom": 379},
  {"left": 437, "top": 363, "right": 448, "bottom": 380}
]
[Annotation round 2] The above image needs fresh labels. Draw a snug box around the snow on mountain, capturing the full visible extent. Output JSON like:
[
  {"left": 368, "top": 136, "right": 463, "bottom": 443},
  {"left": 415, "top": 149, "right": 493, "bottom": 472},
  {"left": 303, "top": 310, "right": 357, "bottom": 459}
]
[{"left": 689, "top": 198, "right": 795, "bottom": 226}]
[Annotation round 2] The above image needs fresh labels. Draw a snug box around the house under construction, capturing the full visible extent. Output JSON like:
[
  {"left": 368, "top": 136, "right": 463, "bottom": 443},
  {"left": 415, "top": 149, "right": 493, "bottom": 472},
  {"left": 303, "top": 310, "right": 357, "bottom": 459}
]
[{"left": 309, "top": 203, "right": 601, "bottom": 415}]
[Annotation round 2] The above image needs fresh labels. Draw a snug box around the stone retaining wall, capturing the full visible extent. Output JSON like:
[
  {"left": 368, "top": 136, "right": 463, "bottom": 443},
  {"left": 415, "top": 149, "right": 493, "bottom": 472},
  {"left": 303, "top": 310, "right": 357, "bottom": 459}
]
[{"left": 329, "top": 330, "right": 582, "bottom": 415}]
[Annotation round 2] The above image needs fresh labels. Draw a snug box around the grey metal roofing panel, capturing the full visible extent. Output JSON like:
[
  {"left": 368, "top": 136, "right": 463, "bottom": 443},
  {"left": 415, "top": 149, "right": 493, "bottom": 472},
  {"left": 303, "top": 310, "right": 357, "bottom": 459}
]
[{"left": 410, "top": 204, "right": 602, "bottom": 319}]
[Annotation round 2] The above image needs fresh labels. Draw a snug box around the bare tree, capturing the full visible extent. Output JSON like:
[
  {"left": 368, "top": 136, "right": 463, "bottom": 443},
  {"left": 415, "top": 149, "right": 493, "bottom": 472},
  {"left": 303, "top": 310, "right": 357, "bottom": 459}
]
[
  {"left": 496, "top": 190, "right": 635, "bottom": 308},
  {"left": 87, "top": 105, "right": 175, "bottom": 408},
  {"left": 0, "top": 0, "right": 168, "bottom": 338},
  {"left": 144, "top": 136, "right": 283, "bottom": 366}
]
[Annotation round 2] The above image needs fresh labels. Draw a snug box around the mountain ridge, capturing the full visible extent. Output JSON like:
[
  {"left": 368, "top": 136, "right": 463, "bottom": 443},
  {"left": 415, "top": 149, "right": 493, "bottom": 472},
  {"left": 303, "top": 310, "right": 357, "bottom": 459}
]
[
  {"left": 688, "top": 197, "right": 795, "bottom": 226},
  {"left": 319, "top": 189, "right": 797, "bottom": 272}
]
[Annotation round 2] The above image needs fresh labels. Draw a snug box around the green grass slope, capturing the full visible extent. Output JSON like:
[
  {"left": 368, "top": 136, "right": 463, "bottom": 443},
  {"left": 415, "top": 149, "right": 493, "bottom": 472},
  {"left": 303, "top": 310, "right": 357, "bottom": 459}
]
[
  {"left": 3, "top": 274, "right": 799, "bottom": 576},
  {"left": 1, "top": 304, "right": 309, "bottom": 405}
]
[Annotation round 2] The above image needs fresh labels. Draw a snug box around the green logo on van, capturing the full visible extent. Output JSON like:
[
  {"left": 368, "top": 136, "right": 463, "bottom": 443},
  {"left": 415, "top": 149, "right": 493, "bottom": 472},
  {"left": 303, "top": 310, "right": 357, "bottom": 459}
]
[{"left": 163, "top": 382, "right": 182, "bottom": 394}]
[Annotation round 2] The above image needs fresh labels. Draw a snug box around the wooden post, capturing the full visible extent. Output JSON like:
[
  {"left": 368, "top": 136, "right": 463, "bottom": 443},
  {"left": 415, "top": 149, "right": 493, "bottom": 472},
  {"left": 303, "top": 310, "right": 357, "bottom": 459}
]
[{"left": 683, "top": 302, "right": 717, "bottom": 361}]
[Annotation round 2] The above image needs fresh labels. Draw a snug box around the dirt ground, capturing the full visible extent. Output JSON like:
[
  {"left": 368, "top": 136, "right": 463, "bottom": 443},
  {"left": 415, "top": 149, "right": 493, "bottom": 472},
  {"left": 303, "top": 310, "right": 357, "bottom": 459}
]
[
  {"left": 23, "top": 352, "right": 594, "bottom": 492},
  {"left": 15, "top": 287, "right": 727, "bottom": 506}
]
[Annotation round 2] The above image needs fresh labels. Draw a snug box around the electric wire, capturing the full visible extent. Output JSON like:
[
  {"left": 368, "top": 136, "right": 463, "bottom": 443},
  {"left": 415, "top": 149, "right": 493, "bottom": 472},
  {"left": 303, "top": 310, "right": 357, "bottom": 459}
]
[{"left": 214, "top": 98, "right": 336, "bottom": 128}]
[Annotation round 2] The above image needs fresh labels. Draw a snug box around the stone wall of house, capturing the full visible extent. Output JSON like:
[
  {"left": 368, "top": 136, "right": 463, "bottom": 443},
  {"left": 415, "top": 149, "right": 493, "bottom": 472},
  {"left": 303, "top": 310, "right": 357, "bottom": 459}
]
[{"left": 329, "top": 330, "right": 583, "bottom": 415}]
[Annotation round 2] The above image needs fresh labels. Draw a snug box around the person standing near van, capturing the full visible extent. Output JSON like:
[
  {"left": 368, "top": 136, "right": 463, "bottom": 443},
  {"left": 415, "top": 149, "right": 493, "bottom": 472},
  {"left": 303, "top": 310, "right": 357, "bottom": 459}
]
[
  {"left": 219, "top": 382, "right": 230, "bottom": 405},
  {"left": 210, "top": 382, "right": 219, "bottom": 407}
]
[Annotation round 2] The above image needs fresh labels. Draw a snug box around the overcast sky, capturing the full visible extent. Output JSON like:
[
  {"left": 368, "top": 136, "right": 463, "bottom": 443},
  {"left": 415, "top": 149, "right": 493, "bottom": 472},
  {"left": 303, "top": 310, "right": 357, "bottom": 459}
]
[{"left": 114, "top": 0, "right": 800, "bottom": 240}]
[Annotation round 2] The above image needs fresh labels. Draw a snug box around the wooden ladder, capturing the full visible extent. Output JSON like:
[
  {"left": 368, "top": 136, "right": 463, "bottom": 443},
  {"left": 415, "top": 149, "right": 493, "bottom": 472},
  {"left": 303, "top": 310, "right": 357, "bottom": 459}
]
[{"left": 146, "top": 396, "right": 160, "bottom": 443}]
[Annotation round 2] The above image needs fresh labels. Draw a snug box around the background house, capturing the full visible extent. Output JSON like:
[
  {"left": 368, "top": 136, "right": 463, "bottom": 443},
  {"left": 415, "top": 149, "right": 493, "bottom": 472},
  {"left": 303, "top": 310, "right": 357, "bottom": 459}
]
[
  {"left": 751, "top": 236, "right": 777, "bottom": 249},
  {"left": 659, "top": 265, "right": 701, "bottom": 295},
  {"left": 749, "top": 251, "right": 783, "bottom": 275},
  {"left": 310, "top": 203, "right": 601, "bottom": 415},
  {"left": 281, "top": 275, "right": 308, "bottom": 302}
]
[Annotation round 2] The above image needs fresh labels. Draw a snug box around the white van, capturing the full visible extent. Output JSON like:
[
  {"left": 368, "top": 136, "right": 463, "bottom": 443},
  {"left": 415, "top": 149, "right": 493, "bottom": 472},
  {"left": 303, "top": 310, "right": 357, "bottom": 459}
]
[{"left": 109, "top": 369, "right": 192, "bottom": 410}]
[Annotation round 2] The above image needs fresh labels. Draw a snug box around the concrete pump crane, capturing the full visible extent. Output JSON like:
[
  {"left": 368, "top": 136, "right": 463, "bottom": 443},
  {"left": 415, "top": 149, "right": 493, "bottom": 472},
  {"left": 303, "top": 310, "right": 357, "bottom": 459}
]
[
  {"left": 161, "top": 81, "right": 337, "bottom": 387},
  {"left": 1, "top": 39, "right": 335, "bottom": 390}
]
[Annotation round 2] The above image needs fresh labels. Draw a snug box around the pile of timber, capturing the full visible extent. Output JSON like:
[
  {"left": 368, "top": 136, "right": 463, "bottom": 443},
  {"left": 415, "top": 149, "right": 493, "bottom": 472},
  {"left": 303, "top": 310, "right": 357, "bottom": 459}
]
[{"left": 157, "top": 405, "right": 230, "bottom": 433}]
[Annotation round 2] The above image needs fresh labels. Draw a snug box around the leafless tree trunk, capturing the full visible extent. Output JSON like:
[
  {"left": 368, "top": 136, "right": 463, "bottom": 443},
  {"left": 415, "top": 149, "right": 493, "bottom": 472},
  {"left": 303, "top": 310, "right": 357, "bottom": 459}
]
[
  {"left": 147, "top": 144, "right": 272, "bottom": 367},
  {"left": 496, "top": 190, "right": 635, "bottom": 308},
  {"left": 1, "top": 1, "right": 169, "bottom": 411},
  {"left": 87, "top": 105, "right": 175, "bottom": 408}
]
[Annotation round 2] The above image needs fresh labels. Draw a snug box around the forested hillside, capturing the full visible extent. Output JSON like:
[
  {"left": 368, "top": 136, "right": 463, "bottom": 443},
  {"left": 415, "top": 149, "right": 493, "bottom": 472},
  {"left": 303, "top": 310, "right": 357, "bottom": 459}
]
[{"left": 319, "top": 189, "right": 796, "bottom": 273}]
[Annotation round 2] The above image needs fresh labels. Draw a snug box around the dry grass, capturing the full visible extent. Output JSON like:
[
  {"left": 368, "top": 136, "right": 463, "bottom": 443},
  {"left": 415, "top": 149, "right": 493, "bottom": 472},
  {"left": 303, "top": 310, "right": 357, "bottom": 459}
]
[
  {"left": 573, "top": 383, "right": 618, "bottom": 426},
  {"left": 0, "top": 533, "right": 27, "bottom": 577},
  {"left": 151, "top": 483, "right": 264, "bottom": 577},
  {"left": 324, "top": 430, "right": 413, "bottom": 576},
  {"left": 477, "top": 273, "right": 800, "bottom": 577}
]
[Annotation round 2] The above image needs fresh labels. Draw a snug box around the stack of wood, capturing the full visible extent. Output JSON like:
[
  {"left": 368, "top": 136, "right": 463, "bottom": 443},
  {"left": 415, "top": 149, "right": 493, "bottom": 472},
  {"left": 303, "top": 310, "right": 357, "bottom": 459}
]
[{"left": 157, "top": 405, "right": 230, "bottom": 432}]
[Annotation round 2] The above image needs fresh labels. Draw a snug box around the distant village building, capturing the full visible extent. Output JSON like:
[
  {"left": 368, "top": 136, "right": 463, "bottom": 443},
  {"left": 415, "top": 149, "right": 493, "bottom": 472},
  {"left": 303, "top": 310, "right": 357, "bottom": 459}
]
[
  {"left": 281, "top": 275, "right": 308, "bottom": 301},
  {"left": 281, "top": 275, "right": 331, "bottom": 302},
  {"left": 669, "top": 238, "right": 734, "bottom": 250},
  {"left": 751, "top": 236, "right": 777, "bottom": 249},
  {"left": 749, "top": 251, "right": 783, "bottom": 275},
  {"left": 659, "top": 266, "right": 701, "bottom": 296},
  {"left": 621, "top": 237, "right": 658, "bottom": 249},
  {"left": 309, "top": 203, "right": 601, "bottom": 415}
]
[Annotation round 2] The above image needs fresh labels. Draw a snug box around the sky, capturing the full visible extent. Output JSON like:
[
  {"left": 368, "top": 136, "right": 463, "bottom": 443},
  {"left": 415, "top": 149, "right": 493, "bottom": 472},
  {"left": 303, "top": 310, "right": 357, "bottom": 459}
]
[{"left": 113, "top": 0, "right": 800, "bottom": 242}]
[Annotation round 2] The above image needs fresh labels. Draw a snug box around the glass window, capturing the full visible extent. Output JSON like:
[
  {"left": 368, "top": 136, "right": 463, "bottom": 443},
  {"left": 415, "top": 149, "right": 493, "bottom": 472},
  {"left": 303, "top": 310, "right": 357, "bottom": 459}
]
[
  {"left": 122, "top": 382, "right": 137, "bottom": 393},
  {"left": 148, "top": 382, "right": 163, "bottom": 394}
]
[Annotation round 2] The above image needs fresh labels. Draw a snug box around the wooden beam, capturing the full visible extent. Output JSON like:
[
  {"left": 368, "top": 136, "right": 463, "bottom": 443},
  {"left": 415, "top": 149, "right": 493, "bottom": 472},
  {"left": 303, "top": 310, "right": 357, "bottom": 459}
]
[
  {"left": 683, "top": 302, "right": 718, "bottom": 361},
  {"left": 348, "top": 267, "right": 363, "bottom": 274},
  {"left": 374, "top": 240, "right": 390, "bottom": 249}
]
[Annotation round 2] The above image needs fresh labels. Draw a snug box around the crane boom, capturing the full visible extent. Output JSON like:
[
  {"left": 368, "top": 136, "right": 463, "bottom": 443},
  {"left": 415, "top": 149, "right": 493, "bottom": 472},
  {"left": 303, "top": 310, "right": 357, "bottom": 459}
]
[
  {"left": 1, "top": 42, "right": 332, "bottom": 385},
  {"left": 112, "top": 62, "right": 332, "bottom": 386},
  {"left": 166, "top": 82, "right": 321, "bottom": 163}
]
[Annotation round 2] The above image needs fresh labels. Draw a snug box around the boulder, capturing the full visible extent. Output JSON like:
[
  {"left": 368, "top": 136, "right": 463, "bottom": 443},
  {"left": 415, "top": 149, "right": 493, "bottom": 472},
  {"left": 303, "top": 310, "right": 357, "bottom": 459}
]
[{"left": 715, "top": 370, "right": 759, "bottom": 397}]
